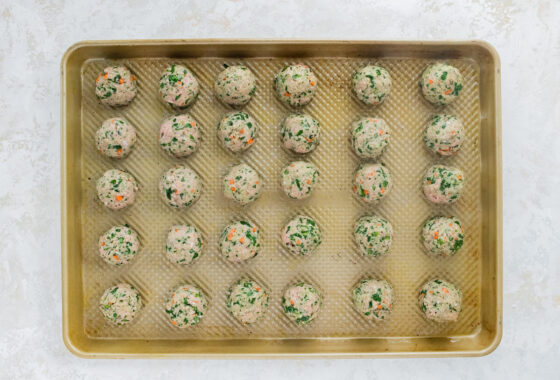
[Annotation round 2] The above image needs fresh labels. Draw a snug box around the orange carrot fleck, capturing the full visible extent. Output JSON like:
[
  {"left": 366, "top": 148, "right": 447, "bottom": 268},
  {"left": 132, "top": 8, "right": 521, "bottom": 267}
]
[
  {"left": 290, "top": 300, "right": 295, "bottom": 306},
  {"left": 306, "top": 179, "right": 311, "bottom": 184},
  {"left": 113, "top": 255, "right": 119, "bottom": 260},
  {"left": 172, "top": 320, "right": 177, "bottom": 325},
  {"left": 296, "top": 239, "right": 301, "bottom": 245},
  {"left": 380, "top": 188, "right": 385, "bottom": 194},
  {"left": 252, "top": 227, "right": 257, "bottom": 232},
  {"left": 116, "top": 148, "right": 123, "bottom": 156},
  {"left": 100, "top": 242, "right": 105, "bottom": 246},
  {"left": 118, "top": 78, "right": 124, "bottom": 84},
  {"left": 379, "top": 130, "right": 384, "bottom": 135},
  {"left": 443, "top": 288, "right": 449, "bottom": 294},
  {"left": 231, "top": 186, "right": 236, "bottom": 192},
  {"left": 377, "top": 305, "right": 382, "bottom": 310},
  {"left": 284, "top": 92, "right": 291, "bottom": 97},
  {"left": 363, "top": 189, "right": 369, "bottom": 195},
  {"left": 445, "top": 89, "right": 452, "bottom": 95},
  {"left": 177, "top": 81, "right": 182, "bottom": 86},
  {"left": 239, "top": 128, "right": 245, "bottom": 134},
  {"left": 428, "top": 79, "right": 434, "bottom": 84},
  {"left": 103, "top": 72, "right": 108, "bottom": 79},
  {"left": 227, "top": 229, "right": 236, "bottom": 240},
  {"left": 434, "top": 231, "right": 439, "bottom": 240},
  {"left": 229, "top": 179, "right": 235, "bottom": 184},
  {"left": 115, "top": 195, "right": 123, "bottom": 201},
  {"left": 131, "top": 75, "right": 135, "bottom": 81},
  {"left": 310, "top": 81, "right": 315, "bottom": 86},
  {"left": 247, "top": 138, "right": 254, "bottom": 145},
  {"left": 240, "top": 237, "right": 245, "bottom": 244},
  {"left": 457, "top": 175, "right": 462, "bottom": 180},
  {"left": 190, "top": 121, "right": 196, "bottom": 127},
  {"left": 353, "top": 185, "right": 357, "bottom": 192}
]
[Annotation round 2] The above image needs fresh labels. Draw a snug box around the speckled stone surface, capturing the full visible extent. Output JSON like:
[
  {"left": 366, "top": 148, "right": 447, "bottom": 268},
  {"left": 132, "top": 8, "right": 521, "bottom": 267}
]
[{"left": 0, "top": 0, "right": 559, "bottom": 378}]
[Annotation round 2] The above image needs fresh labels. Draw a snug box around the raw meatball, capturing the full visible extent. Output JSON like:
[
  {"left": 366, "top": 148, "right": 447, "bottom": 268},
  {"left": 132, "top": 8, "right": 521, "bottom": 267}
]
[
  {"left": 226, "top": 279, "right": 269, "bottom": 325},
  {"left": 96, "top": 169, "right": 138, "bottom": 210},
  {"left": 165, "top": 284, "right": 207, "bottom": 328},
  {"left": 219, "top": 220, "right": 261, "bottom": 263},
  {"left": 419, "top": 63, "right": 464, "bottom": 106},
  {"left": 422, "top": 165, "right": 465, "bottom": 204},
  {"left": 352, "top": 163, "right": 392, "bottom": 204},
  {"left": 352, "top": 279, "right": 394, "bottom": 320},
  {"left": 223, "top": 164, "right": 263, "bottom": 205},
  {"left": 274, "top": 64, "right": 318, "bottom": 107},
  {"left": 217, "top": 111, "right": 258, "bottom": 152},
  {"left": 351, "top": 65, "right": 392, "bottom": 106},
  {"left": 99, "top": 283, "right": 142, "bottom": 325},
  {"left": 281, "top": 161, "right": 319, "bottom": 200},
  {"left": 350, "top": 117, "right": 390, "bottom": 159},
  {"left": 280, "top": 113, "right": 321, "bottom": 153},
  {"left": 214, "top": 65, "right": 256, "bottom": 106},
  {"left": 418, "top": 279, "right": 462, "bottom": 322},
  {"left": 98, "top": 225, "right": 139, "bottom": 266},
  {"left": 159, "top": 114, "right": 201, "bottom": 157},
  {"left": 282, "top": 283, "right": 321, "bottom": 325},
  {"left": 159, "top": 64, "right": 199, "bottom": 108},
  {"left": 96, "top": 117, "right": 137, "bottom": 158},
  {"left": 165, "top": 225, "right": 203, "bottom": 265},
  {"left": 422, "top": 216, "right": 464, "bottom": 257},
  {"left": 424, "top": 114, "right": 465, "bottom": 156},
  {"left": 281, "top": 215, "right": 322, "bottom": 256},
  {"left": 353, "top": 215, "right": 393, "bottom": 257},
  {"left": 159, "top": 166, "right": 202, "bottom": 208},
  {"left": 95, "top": 65, "right": 137, "bottom": 106}
]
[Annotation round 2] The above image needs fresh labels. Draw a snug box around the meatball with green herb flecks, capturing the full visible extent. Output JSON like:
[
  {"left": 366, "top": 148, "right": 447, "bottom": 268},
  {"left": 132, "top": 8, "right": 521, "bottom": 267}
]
[
  {"left": 214, "top": 65, "right": 256, "bottom": 106},
  {"left": 99, "top": 283, "right": 142, "bottom": 325},
  {"left": 274, "top": 64, "right": 318, "bottom": 107},
  {"left": 281, "top": 215, "right": 322, "bottom": 256},
  {"left": 159, "top": 64, "right": 199, "bottom": 108},
  {"left": 217, "top": 111, "right": 258, "bottom": 152},
  {"left": 96, "top": 169, "right": 138, "bottom": 210},
  {"left": 165, "top": 284, "right": 207, "bottom": 328},
  {"left": 165, "top": 225, "right": 203, "bottom": 265},
  {"left": 353, "top": 216, "right": 393, "bottom": 257},
  {"left": 423, "top": 114, "right": 464, "bottom": 156},
  {"left": 98, "top": 225, "right": 139, "bottom": 266},
  {"left": 351, "top": 65, "right": 392, "bottom": 106},
  {"left": 223, "top": 163, "right": 263, "bottom": 205},
  {"left": 282, "top": 283, "right": 322, "bottom": 325},
  {"left": 352, "top": 163, "right": 392, "bottom": 204},
  {"left": 350, "top": 117, "right": 390, "bottom": 159},
  {"left": 159, "top": 114, "right": 201, "bottom": 157},
  {"left": 418, "top": 279, "right": 462, "bottom": 322},
  {"left": 95, "top": 65, "right": 137, "bottom": 106},
  {"left": 219, "top": 220, "right": 261, "bottom": 263},
  {"left": 280, "top": 113, "right": 321, "bottom": 153},
  {"left": 96, "top": 117, "right": 137, "bottom": 158},
  {"left": 159, "top": 166, "right": 202, "bottom": 208},
  {"left": 352, "top": 279, "right": 394, "bottom": 320},
  {"left": 419, "top": 63, "right": 464, "bottom": 106},
  {"left": 281, "top": 161, "right": 319, "bottom": 200},
  {"left": 226, "top": 279, "right": 269, "bottom": 325},
  {"left": 422, "top": 165, "right": 464, "bottom": 204},
  {"left": 422, "top": 216, "right": 464, "bottom": 257}
]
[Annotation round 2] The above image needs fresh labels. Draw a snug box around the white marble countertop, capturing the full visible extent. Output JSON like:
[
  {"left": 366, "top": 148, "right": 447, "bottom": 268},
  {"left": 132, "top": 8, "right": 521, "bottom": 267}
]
[{"left": 1, "top": 0, "right": 559, "bottom": 378}]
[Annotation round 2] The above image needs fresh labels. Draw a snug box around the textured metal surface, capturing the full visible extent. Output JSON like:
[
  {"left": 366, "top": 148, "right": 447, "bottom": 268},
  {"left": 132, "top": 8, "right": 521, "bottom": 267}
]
[{"left": 80, "top": 56, "right": 481, "bottom": 340}]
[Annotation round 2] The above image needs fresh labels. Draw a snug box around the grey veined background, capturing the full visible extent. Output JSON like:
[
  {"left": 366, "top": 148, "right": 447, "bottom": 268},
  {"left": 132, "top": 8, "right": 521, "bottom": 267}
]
[{"left": 0, "top": 0, "right": 559, "bottom": 379}]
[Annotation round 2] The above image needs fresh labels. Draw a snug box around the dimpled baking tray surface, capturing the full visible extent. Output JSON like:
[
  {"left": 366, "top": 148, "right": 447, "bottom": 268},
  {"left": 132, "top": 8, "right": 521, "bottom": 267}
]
[{"left": 61, "top": 40, "right": 502, "bottom": 358}]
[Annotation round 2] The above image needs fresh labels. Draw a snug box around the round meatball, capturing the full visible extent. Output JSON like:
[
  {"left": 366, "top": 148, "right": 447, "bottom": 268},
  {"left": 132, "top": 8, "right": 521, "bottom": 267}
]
[
  {"left": 226, "top": 279, "right": 269, "bottom": 325},
  {"left": 350, "top": 117, "right": 390, "bottom": 159},
  {"left": 96, "top": 117, "right": 137, "bottom": 158},
  {"left": 99, "top": 283, "right": 142, "bottom": 325},
  {"left": 280, "top": 113, "right": 321, "bottom": 153},
  {"left": 351, "top": 65, "right": 392, "bottom": 106},
  {"left": 219, "top": 220, "right": 261, "bottom": 263},
  {"left": 354, "top": 216, "right": 393, "bottom": 257},
  {"left": 159, "top": 166, "right": 202, "bottom": 208},
  {"left": 159, "top": 114, "right": 201, "bottom": 157},
  {"left": 165, "top": 225, "right": 203, "bottom": 265},
  {"left": 96, "top": 169, "right": 138, "bottom": 210},
  {"left": 424, "top": 114, "right": 464, "bottom": 156},
  {"left": 159, "top": 64, "right": 199, "bottom": 108},
  {"left": 95, "top": 65, "right": 137, "bottom": 106},
  {"left": 281, "top": 215, "right": 322, "bottom": 256},
  {"left": 419, "top": 279, "right": 462, "bottom": 322},
  {"left": 419, "top": 63, "right": 464, "bottom": 106},
  {"left": 352, "top": 279, "right": 394, "bottom": 320},
  {"left": 98, "top": 225, "right": 139, "bottom": 266},
  {"left": 352, "top": 163, "right": 392, "bottom": 204},
  {"left": 422, "top": 216, "right": 464, "bottom": 257},
  {"left": 165, "top": 284, "right": 207, "bottom": 328},
  {"left": 217, "top": 111, "right": 258, "bottom": 152},
  {"left": 281, "top": 161, "right": 319, "bottom": 200},
  {"left": 282, "top": 283, "right": 321, "bottom": 325},
  {"left": 274, "top": 64, "right": 318, "bottom": 107},
  {"left": 214, "top": 65, "right": 256, "bottom": 106},
  {"left": 223, "top": 164, "right": 262, "bottom": 205},
  {"left": 422, "top": 165, "right": 465, "bottom": 204}
]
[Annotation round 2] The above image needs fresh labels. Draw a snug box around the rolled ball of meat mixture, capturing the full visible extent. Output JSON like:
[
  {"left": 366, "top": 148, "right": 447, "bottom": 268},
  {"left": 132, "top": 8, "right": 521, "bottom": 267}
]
[
  {"left": 159, "top": 64, "right": 200, "bottom": 108},
  {"left": 95, "top": 65, "right": 137, "bottom": 106},
  {"left": 274, "top": 64, "right": 318, "bottom": 107}
]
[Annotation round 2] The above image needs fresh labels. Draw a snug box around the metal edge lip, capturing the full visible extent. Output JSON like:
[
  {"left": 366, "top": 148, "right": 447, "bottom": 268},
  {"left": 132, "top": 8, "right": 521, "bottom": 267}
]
[{"left": 60, "top": 39, "right": 502, "bottom": 358}]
